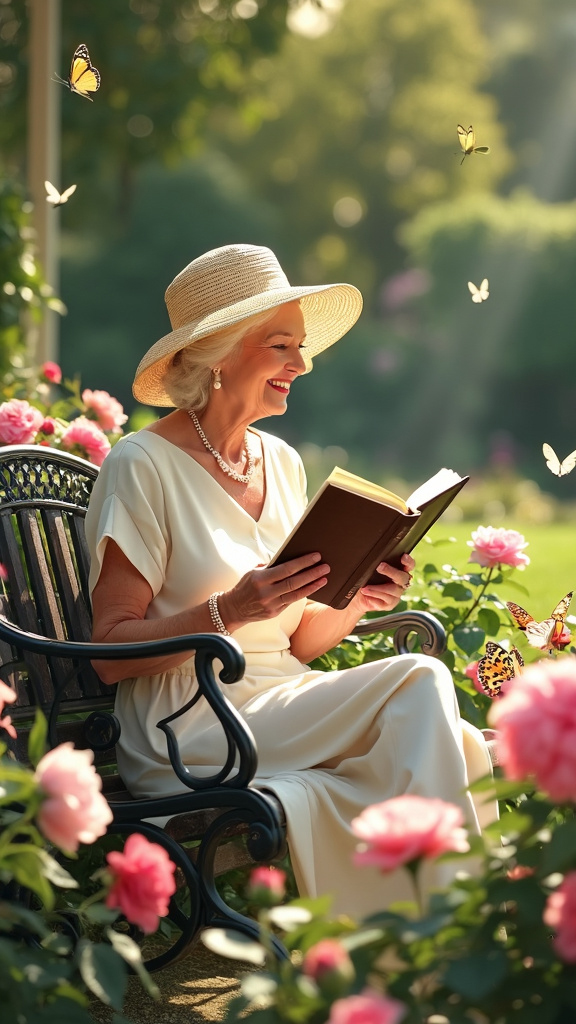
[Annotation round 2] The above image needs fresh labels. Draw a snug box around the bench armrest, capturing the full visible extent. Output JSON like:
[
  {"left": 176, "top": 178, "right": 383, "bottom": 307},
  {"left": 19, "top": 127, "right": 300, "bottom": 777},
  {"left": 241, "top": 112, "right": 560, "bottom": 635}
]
[
  {"left": 350, "top": 610, "right": 446, "bottom": 657},
  {"left": 0, "top": 618, "right": 259, "bottom": 790}
]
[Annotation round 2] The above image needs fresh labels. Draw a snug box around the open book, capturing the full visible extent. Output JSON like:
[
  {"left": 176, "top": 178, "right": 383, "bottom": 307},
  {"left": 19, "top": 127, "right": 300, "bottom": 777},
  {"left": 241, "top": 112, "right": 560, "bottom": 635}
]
[{"left": 269, "top": 466, "right": 469, "bottom": 610}]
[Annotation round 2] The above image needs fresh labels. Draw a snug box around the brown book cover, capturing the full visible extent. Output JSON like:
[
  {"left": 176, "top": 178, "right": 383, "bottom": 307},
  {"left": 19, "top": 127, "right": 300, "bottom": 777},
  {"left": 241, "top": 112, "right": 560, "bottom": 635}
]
[{"left": 269, "top": 467, "right": 469, "bottom": 609}]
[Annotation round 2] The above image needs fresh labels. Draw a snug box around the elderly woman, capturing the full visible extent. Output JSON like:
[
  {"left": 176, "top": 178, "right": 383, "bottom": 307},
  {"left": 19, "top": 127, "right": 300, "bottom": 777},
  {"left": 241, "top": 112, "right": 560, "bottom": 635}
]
[{"left": 85, "top": 243, "right": 494, "bottom": 918}]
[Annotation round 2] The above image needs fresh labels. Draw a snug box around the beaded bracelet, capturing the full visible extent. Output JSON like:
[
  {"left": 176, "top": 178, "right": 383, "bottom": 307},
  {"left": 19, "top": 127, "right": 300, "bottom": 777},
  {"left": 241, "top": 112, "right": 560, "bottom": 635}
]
[{"left": 208, "top": 591, "right": 231, "bottom": 636}]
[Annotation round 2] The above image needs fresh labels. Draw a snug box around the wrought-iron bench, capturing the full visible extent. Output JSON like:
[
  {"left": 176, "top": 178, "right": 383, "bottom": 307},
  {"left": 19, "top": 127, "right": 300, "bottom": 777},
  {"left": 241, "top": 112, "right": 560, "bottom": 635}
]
[{"left": 0, "top": 443, "right": 447, "bottom": 972}]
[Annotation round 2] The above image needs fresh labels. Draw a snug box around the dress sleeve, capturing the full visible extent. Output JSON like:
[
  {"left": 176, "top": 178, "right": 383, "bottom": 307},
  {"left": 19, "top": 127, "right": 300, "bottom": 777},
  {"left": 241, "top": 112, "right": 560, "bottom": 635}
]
[{"left": 84, "top": 439, "right": 169, "bottom": 598}]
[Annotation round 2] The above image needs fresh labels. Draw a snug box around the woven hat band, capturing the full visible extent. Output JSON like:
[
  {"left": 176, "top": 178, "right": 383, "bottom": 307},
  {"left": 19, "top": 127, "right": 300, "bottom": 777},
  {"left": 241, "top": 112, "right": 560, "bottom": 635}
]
[{"left": 165, "top": 245, "right": 290, "bottom": 331}]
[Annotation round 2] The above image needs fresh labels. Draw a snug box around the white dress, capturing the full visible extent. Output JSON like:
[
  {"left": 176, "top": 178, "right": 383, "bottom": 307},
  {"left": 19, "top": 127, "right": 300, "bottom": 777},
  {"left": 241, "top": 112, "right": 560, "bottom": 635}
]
[{"left": 85, "top": 429, "right": 495, "bottom": 919}]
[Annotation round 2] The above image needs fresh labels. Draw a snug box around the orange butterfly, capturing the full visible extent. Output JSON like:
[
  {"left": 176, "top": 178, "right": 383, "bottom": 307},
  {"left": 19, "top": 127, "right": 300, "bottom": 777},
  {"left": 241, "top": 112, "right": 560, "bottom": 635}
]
[
  {"left": 506, "top": 592, "right": 573, "bottom": 651},
  {"left": 477, "top": 641, "right": 524, "bottom": 698}
]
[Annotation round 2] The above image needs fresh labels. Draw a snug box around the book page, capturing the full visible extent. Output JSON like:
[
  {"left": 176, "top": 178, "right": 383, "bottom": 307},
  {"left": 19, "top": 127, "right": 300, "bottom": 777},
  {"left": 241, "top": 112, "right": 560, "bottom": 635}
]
[
  {"left": 327, "top": 467, "right": 408, "bottom": 513},
  {"left": 406, "top": 468, "right": 464, "bottom": 511}
]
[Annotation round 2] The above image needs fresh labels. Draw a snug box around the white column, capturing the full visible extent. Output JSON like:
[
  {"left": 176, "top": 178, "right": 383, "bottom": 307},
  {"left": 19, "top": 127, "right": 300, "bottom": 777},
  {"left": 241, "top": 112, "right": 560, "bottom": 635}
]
[{"left": 26, "top": 0, "right": 61, "bottom": 363}]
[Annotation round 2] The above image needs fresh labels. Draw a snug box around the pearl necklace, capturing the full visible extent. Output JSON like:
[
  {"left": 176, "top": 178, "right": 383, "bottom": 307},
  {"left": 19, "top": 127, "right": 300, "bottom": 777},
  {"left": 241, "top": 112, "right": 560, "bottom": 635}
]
[{"left": 187, "top": 410, "right": 255, "bottom": 484}]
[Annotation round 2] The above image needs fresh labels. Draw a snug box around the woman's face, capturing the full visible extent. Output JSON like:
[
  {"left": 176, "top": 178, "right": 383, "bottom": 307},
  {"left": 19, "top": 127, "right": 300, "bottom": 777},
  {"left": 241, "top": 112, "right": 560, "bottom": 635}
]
[{"left": 222, "top": 301, "right": 308, "bottom": 420}]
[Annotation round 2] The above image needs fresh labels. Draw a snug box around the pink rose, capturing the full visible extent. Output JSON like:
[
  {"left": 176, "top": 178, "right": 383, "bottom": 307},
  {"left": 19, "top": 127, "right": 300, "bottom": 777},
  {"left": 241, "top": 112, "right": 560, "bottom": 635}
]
[
  {"left": 41, "top": 361, "right": 62, "bottom": 384},
  {"left": 0, "top": 713, "right": 16, "bottom": 739},
  {"left": 39, "top": 418, "right": 57, "bottom": 436},
  {"left": 247, "top": 865, "right": 286, "bottom": 904},
  {"left": 488, "top": 657, "right": 576, "bottom": 801},
  {"left": 0, "top": 564, "right": 6, "bottom": 581},
  {"left": 0, "top": 399, "right": 44, "bottom": 444},
  {"left": 0, "top": 680, "right": 16, "bottom": 739},
  {"left": 0, "top": 680, "right": 15, "bottom": 712},
  {"left": 302, "top": 939, "right": 355, "bottom": 995},
  {"left": 105, "top": 832, "right": 177, "bottom": 934},
  {"left": 82, "top": 389, "right": 128, "bottom": 433},
  {"left": 507, "top": 865, "right": 534, "bottom": 880},
  {"left": 35, "top": 742, "right": 113, "bottom": 853},
  {"left": 464, "top": 660, "right": 485, "bottom": 695},
  {"left": 328, "top": 988, "right": 406, "bottom": 1024},
  {"left": 61, "top": 416, "right": 111, "bottom": 467},
  {"left": 468, "top": 526, "right": 530, "bottom": 569},
  {"left": 544, "top": 872, "right": 576, "bottom": 962},
  {"left": 352, "top": 795, "right": 469, "bottom": 872}
]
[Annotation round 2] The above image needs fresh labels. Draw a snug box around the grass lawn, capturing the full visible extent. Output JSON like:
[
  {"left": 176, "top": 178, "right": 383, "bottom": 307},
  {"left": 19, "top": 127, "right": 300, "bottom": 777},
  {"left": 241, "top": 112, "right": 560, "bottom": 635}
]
[{"left": 424, "top": 519, "right": 576, "bottom": 617}]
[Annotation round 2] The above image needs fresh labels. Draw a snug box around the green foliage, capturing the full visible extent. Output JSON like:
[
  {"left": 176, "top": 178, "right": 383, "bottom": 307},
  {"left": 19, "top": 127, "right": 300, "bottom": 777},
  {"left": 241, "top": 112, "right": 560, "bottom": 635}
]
[
  {"left": 0, "top": 712, "right": 160, "bottom": 1020},
  {"left": 311, "top": 525, "right": 575, "bottom": 731},
  {"left": 218, "top": 0, "right": 511, "bottom": 295},
  {"left": 394, "top": 190, "right": 576, "bottom": 487},
  {"left": 0, "top": 0, "right": 299, "bottom": 216},
  {"left": 206, "top": 787, "right": 576, "bottom": 1023},
  {"left": 0, "top": 181, "right": 62, "bottom": 374}
]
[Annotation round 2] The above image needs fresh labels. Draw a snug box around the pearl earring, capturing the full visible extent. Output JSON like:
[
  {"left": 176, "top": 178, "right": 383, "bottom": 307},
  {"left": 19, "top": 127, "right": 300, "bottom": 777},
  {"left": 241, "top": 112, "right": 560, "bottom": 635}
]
[{"left": 212, "top": 367, "right": 222, "bottom": 390}]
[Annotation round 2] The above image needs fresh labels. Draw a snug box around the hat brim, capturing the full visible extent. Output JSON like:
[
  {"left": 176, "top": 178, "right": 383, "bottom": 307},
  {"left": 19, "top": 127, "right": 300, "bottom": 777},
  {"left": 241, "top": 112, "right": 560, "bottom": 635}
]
[{"left": 132, "top": 281, "right": 363, "bottom": 407}]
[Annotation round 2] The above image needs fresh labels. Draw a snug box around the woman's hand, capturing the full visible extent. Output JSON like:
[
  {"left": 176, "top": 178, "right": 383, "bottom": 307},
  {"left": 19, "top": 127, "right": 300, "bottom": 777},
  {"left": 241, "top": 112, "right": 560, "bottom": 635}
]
[
  {"left": 348, "top": 553, "right": 415, "bottom": 617},
  {"left": 219, "top": 552, "right": 330, "bottom": 629}
]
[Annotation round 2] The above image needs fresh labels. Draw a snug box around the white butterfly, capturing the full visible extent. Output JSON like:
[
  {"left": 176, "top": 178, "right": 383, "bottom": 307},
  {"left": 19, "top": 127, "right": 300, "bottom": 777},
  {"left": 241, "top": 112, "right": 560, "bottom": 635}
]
[
  {"left": 44, "top": 180, "right": 77, "bottom": 206},
  {"left": 468, "top": 278, "right": 489, "bottom": 303},
  {"left": 542, "top": 442, "right": 576, "bottom": 477}
]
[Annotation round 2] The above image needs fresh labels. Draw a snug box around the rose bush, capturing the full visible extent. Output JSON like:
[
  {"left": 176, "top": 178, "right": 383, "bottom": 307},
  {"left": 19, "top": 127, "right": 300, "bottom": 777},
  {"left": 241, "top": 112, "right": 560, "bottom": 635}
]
[
  {"left": 0, "top": 361, "right": 128, "bottom": 465},
  {"left": 206, "top": 529, "right": 576, "bottom": 1024},
  {"left": 210, "top": 652, "right": 576, "bottom": 1022},
  {"left": 0, "top": 704, "right": 175, "bottom": 1021}
]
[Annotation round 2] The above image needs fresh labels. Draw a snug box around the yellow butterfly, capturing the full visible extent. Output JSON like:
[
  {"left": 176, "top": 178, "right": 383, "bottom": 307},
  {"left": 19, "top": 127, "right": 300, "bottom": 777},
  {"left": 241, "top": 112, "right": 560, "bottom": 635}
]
[
  {"left": 506, "top": 592, "right": 573, "bottom": 651},
  {"left": 54, "top": 43, "right": 100, "bottom": 101},
  {"left": 468, "top": 278, "right": 489, "bottom": 303},
  {"left": 542, "top": 442, "right": 576, "bottom": 477},
  {"left": 457, "top": 124, "right": 490, "bottom": 165},
  {"left": 44, "top": 180, "right": 77, "bottom": 206},
  {"left": 477, "top": 641, "right": 524, "bottom": 698}
]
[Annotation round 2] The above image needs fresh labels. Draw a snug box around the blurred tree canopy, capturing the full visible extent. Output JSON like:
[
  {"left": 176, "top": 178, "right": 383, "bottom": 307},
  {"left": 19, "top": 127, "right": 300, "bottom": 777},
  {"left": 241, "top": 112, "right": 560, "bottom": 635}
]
[
  {"left": 0, "top": 0, "right": 307, "bottom": 221},
  {"left": 2, "top": 0, "right": 576, "bottom": 493},
  {"left": 214, "top": 0, "right": 512, "bottom": 302}
]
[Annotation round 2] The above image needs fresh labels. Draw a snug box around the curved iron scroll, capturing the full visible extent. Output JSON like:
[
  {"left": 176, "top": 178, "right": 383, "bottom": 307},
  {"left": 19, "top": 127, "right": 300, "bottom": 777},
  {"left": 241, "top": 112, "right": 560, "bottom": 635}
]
[
  {"left": 351, "top": 610, "right": 446, "bottom": 657},
  {"left": 195, "top": 791, "right": 288, "bottom": 960},
  {"left": 156, "top": 644, "right": 259, "bottom": 791}
]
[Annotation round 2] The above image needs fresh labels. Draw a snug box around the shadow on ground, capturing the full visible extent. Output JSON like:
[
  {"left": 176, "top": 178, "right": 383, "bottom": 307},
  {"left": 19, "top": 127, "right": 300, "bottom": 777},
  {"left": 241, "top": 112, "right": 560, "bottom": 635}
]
[{"left": 89, "top": 945, "right": 251, "bottom": 1024}]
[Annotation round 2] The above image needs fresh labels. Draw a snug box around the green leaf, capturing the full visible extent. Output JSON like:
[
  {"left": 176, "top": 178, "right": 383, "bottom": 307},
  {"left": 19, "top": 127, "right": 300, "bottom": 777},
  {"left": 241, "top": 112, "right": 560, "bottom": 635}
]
[
  {"left": 106, "top": 929, "right": 161, "bottom": 1001},
  {"left": 83, "top": 904, "right": 119, "bottom": 924},
  {"left": 502, "top": 577, "right": 530, "bottom": 597},
  {"left": 23, "top": 999, "right": 93, "bottom": 1024},
  {"left": 477, "top": 607, "right": 502, "bottom": 636},
  {"left": 443, "top": 948, "right": 509, "bottom": 1000},
  {"left": 266, "top": 905, "right": 312, "bottom": 930},
  {"left": 39, "top": 849, "right": 79, "bottom": 888},
  {"left": 442, "top": 582, "right": 473, "bottom": 601},
  {"left": 452, "top": 625, "right": 485, "bottom": 656},
  {"left": 76, "top": 939, "right": 127, "bottom": 1011},
  {"left": 201, "top": 928, "right": 266, "bottom": 965},
  {"left": 27, "top": 708, "right": 48, "bottom": 767},
  {"left": 6, "top": 848, "right": 54, "bottom": 910},
  {"left": 540, "top": 818, "right": 576, "bottom": 876}
]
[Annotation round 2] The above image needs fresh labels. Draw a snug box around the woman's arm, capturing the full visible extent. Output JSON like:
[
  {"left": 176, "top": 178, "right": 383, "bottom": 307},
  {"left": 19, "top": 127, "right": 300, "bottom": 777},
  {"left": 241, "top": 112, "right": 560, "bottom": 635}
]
[
  {"left": 91, "top": 541, "right": 218, "bottom": 683},
  {"left": 91, "top": 540, "right": 331, "bottom": 684},
  {"left": 289, "top": 554, "right": 415, "bottom": 664}
]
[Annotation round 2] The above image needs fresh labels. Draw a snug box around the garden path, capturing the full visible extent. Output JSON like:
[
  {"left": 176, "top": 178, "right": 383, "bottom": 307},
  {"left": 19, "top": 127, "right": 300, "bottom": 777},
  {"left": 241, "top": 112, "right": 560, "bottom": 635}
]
[{"left": 89, "top": 945, "right": 250, "bottom": 1024}]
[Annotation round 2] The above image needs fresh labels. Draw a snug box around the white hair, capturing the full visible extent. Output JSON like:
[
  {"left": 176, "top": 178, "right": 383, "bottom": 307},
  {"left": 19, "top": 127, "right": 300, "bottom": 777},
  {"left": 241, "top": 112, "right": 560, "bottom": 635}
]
[{"left": 163, "top": 308, "right": 279, "bottom": 411}]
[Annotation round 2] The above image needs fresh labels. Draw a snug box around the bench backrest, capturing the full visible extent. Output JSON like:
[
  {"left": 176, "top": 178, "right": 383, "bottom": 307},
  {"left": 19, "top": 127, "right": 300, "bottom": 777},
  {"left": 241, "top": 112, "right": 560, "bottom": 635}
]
[{"left": 0, "top": 445, "right": 112, "bottom": 740}]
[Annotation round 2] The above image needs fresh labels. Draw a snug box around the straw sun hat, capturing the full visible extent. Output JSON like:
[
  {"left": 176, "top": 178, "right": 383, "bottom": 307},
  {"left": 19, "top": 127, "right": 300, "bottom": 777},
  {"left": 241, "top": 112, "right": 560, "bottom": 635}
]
[{"left": 132, "top": 243, "right": 363, "bottom": 406}]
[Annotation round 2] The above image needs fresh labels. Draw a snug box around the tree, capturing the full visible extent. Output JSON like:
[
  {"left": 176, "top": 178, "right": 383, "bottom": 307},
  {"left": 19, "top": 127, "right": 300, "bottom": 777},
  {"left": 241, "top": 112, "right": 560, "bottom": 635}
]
[
  {"left": 214, "top": 0, "right": 512, "bottom": 302},
  {"left": 0, "top": 0, "right": 307, "bottom": 222}
]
